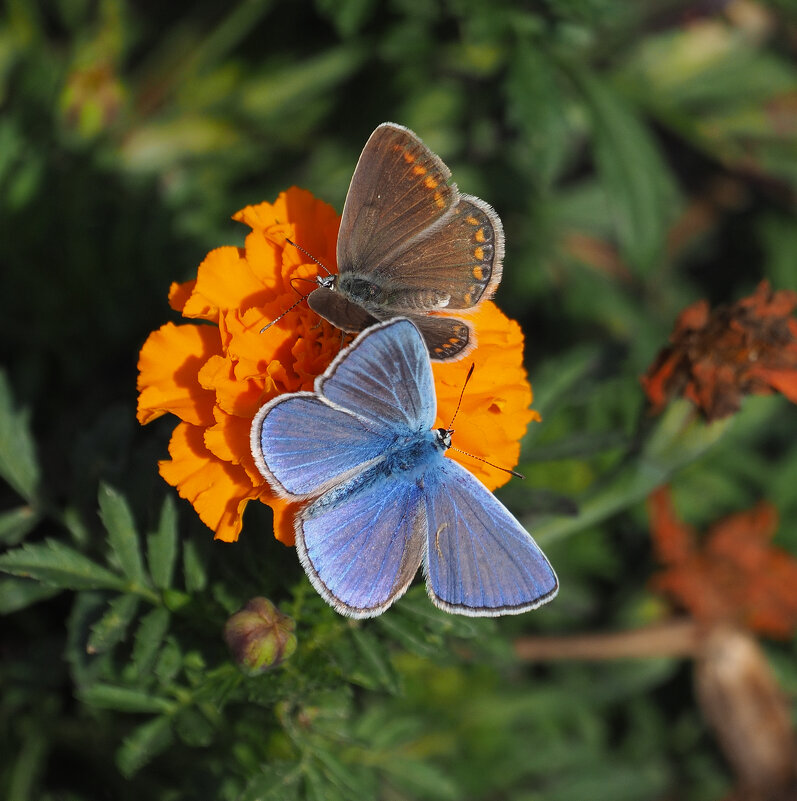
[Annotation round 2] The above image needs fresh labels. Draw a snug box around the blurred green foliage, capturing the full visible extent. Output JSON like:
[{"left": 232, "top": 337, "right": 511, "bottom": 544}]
[{"left": 2, "top": 0, "right": 797, "bottom": 799}]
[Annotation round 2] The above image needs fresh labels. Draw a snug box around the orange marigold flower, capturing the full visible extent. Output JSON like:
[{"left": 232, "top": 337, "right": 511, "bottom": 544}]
[
  {"left": 641, "top": 281, "right": 797, "bottom": 421},
  {"left": 137, "top": 187, "right": 536, "bottom": 545},
  {"left": 649, "top": 487, "right": 797, "bottom": 639}
]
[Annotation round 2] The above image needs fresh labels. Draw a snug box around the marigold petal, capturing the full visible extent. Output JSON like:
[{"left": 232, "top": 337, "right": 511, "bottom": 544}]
[
  {"left": 159, "top": 422, "right": 259, "bottom": 542},
  {"left": 137, "top": 323, "right": 219, "bottom": 426},
  {"left": 168, "top": 280, "right": 196, "bottom": 312},
  {"left": 269, "top": 497, "right": 299, "bottom": 547},
  {"left": 433, "top": 302, "right": 534, "bottom": 490},
  {"left": 205, "top": 409, "right": 263, "bottom": 486},
  {"left": 181, "top": 246, "right": 268, "bottom": 322}
]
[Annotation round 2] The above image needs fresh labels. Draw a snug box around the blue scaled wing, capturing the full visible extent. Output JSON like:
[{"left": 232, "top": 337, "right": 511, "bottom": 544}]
[
  {"left": 251, "top": 393, "right": 393, "bottom": 499},
  {"left": 297, "top": 475, "right": 426, "bottom": 618},
  {"left": 424, "top": 459, "right": 558, "bottom": 616},
  {"left": 318, "top": 318, "right": 436, "bottom": 433}
]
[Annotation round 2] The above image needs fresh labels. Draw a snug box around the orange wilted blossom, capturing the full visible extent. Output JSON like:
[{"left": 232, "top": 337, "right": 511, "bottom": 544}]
[
  {"left": 641, "top": 281, "right": 797, "bottom": 421},
  {"left": 137, "top": 187, "right": 536, "bottom": 545},
  {"left": 649, "top": 487, "right": 797, "bottom": 639}
]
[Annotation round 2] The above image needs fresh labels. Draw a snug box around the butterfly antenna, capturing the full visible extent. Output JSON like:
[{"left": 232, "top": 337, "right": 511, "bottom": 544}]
[
  {"left": 260, "top": 292, "right": 314, "bottom": 333},
  {"left": 449, "top": 447, "right": 525, "bottom": 479},
  {"left": 446, "top": 363, "right": 475, "bottom": 430},
  {"left": 446, "top": 364, "right": 525, "bottom": 479},
  {"left": 285, "top": 237, "right": 333, "bottom": 277}
]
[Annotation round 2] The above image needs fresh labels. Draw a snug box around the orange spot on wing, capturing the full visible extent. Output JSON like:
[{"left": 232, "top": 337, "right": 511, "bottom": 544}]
[
  {"left": 424, "top": 176, "right": 438, "bottom": 189},
  {"left": 472, "top": 266, "right": 484, "bottom": 281},
  {"left": 474, "top": 246, "right": 484, "bottom": 261},
  {"left": 413, "top": 165, "right": 427, "bottom": 176},
  {"left": 475, "top": 228, "right": 486, "bottom": 243},
  {"left": 434, "top": 192, "right": 445, "bottom": 209},
  {"left": 466, "top": 215, "right": 479, "bottom": 226},
  {"left": 403, "top": 151, "right": 415, "bottom": 163}
]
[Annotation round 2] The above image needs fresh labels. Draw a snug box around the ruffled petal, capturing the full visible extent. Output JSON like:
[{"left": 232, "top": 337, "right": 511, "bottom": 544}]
[
  {"left": 137, "top": 323, "right": 219, "bottom": 426},
  {"left": 159, "top": 422, "right": 260, "bottom": 542}
]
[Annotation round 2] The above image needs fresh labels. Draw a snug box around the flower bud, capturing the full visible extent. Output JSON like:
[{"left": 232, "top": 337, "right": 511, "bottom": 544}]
[{"left": 224, "top": 597, "right": 297, "bottom": 675}]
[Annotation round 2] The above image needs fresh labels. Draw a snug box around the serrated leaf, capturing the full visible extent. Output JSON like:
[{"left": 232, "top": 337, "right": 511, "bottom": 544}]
[
  {"left": 79, "top": 683, "right": 174, "bottom": 714},
  {"left": 116, "top": 715, "right": 174, "bottom": 778},
  {"left": 574, "top": 68, "right": 675, "bottom": 272},
  {"left": 154, "top": 638, "right": 182, "bottom": 683},
  {"left": 128, "top": 607, "right": 171, "bottom": 679},
  {"left": 98, "top": 484, "right": 146, "bottom": 585},
  {"left": 0, "top": 370, "right": 40, "bottom": 502},
  {"left": 238, "top": 763, "right": 301, "bottom": 801},
  {"left": 147, "top": 495, "right": 178, "bottom": 590},
  {"left": 348, "top": 626, "right": 400, "bottom": 694},
  {"left": 384, "top": 758, "right": 459, "bottom": 800},
  {"left": 0, "top": 577, "right": 60, "bottom": 614},
  {"left": 0, "top": 504, "right": 39, "bottom": 546},
  {"left": 173, "top": 706, "right": 215, "bottom": 747},
  {"left": 182, "top": 538, "right": 207, "bottom": 594},
  {"left": 87, "top": 594, "right": 140, "bottom": 654},
  {"left": 0, "top": 539, "right": 127, "bottom": 591},
  {"left": 375, "top": 612, "right": 441, "bottom": 659}
]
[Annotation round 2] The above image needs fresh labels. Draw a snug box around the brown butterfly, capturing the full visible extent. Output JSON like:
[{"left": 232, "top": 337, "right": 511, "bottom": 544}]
[{"left": 304, "top": 123, "right": 505, "bottom": 361}]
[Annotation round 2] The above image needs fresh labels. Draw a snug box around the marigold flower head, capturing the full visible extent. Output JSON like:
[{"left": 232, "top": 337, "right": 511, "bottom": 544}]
[
  {"left": 649, "top": 487, "right": 797, "bottom": 639},
  {"left": 137, "top": 187, "right": 536, "bottom": 545},
  {"left": 641, "top": 281, "right": 797, "bottom": 421}
]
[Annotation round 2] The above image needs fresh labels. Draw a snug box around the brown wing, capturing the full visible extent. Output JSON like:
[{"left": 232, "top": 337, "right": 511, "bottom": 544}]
[
  {"left": 337, "top": 123, "right": 457, "bottom": 275},
  {"left": 368, "top": 194, "right": 504, "bottom": 312},
  {"left": 308, "top": 286, "right": 378, "bottom": 333},
  {"left": 407, "top": 314, "right": 474, "bottom": 362}
]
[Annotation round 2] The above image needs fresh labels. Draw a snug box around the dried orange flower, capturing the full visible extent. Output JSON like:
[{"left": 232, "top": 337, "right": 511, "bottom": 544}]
[
  {"left": 649, "top": 487, "right": 797, "bottom": 639},
  {"left": 641, "top": 281, "right": 797, "bottom": 421},
  {"left": 137, "top": 187, "right": 536, "bottom": 545}
]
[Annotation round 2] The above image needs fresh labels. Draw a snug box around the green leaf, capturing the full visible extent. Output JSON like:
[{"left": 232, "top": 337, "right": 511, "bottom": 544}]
[
  {"left": 346, "top": 625, "right": 400, "bottom": 694},
  {"left": 375, "top": 612, "right": 441, "bottom": 659},
  {"left": 98, "top": 484, "right": 146, "bottom": 585},
  {"left": 0, "top": 539, "right": 127, "bottom": 591},
  {"left": 0, "top": 370, "right": 40, "bottom": 502},
  {"left": 154, "top": 638, "right": 182, "bottom": 683},
  {"left": 147, "top": 494, "right": 178, "bottom": 590},
  {"left": 182, "top": 538, "right": 207, "bottom": 594},
  {"left": 116, "top": 715, "right": 174, "bottom": 778},
  {"left": 79, "top": 683, "right": 174, "bottom": 714},
  {"left": 238, "top": 763, "right": 301, "bottom": 801},
  {"left": 384, "top": 758, "right": 459, "bottom": 800},
  {"left": 128, "top": 607, "right": 171, "bottom": 679},
  {"left": 0, "top": 577, "right": 60, "bottom": 614},
  {"left": 0, "top": 504, "right": 39, "bottom": 546},
  {"left": 173, "top": 706, "right": 215, "bottom": 747},
  {"left": 87, "top": 594, "right": 140, "bottom": 654},
  {"left": 571, "top": 68, "right": 676, "bottom": 272}
]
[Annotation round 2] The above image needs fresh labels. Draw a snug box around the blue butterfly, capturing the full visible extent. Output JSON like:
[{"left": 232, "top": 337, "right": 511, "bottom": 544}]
[{"left": 250, "top": 318, "right": 558, "bottom": 618}]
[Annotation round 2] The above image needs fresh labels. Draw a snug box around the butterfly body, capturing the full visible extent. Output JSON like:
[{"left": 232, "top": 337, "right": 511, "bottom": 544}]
[
  {"left": 251, "top": 317, "right": 557, "bottom": 618},
  {"left": 305, "top": 122, "right": 505, "bottom": 361}
]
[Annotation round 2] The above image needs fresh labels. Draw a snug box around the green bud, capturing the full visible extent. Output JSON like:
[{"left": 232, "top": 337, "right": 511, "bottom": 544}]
[{"left": 224, "top": 598, "right": 297, "bottom": 675}]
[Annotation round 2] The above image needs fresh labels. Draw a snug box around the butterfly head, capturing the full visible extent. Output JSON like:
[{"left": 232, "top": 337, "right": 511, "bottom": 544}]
[
  {"left": 434, "top": 427, "right": 453, "bottom": 451},
  {"left": 317, "top": 274, "right": 338, "bottom": 291}
]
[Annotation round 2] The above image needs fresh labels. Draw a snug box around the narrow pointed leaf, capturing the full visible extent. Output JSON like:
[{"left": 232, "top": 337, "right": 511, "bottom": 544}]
[
  {"left": 0, "top": 539, "right": 126, "bottom": 591},
  {"left": 116, "top": 715, "right": 174, "bottom": 778},
  {"left": 0, "top": 370, "right": 40, "bottom": 503},
  {"left": 147, "top": 495, "right": 178, "bottom": 590},
  {"left": 87, "top": 594, "right": 141, "bottom": 654},
  {"left": 182, "top": 538, "right": 207, "bottom": 594},
  {"left": 0, "top": 505, "right": 39, "bottom": 546},
  {"left": 128, "top": 607, "right": 171, "bottom": 679},
  {"left": 99, "top": 484, "right": 146, "bottom": 584},
  {"left": 0, "top": 577, "right": 60, "bottom": 614},
  {"left": 79, "top": 683, "right": 173, "bottom": 714}
]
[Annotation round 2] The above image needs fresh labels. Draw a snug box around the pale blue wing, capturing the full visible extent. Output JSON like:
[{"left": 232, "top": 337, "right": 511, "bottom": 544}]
[
  {"left": 424, "top": 459, "right": 558, "bottom": 616},
  {"left": 296, "top": 475, "right": 425, "bottom": 618},
  {"left": 251, "top": 393, "right": 392, "bottom": 499},
  {"left": 317, "top": 318, "right": 436, "bottom": 434}
]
